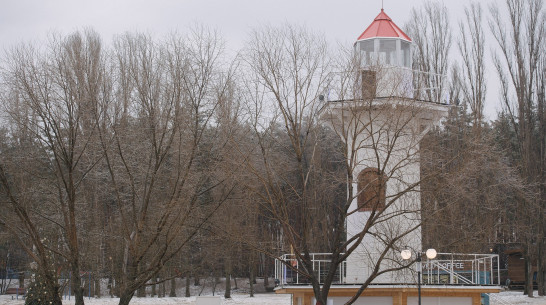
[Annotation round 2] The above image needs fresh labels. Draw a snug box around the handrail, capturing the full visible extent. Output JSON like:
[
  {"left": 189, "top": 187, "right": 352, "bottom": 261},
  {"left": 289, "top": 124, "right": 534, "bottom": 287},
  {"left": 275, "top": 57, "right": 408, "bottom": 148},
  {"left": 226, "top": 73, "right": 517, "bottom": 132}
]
[
  {"left": 275, "top": 253, "right": 346, "bottom": 286},
  {"left": 427, "top": 261, "right": 474, "bottom": 285},
  {"left": 275, "top": 252, "right": 500, "bottom": 286}
]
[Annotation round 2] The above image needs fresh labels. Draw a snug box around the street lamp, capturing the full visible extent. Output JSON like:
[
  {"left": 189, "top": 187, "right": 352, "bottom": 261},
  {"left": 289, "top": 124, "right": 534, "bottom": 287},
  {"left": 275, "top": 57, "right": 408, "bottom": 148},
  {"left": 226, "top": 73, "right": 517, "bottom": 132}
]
[{"left": 401, "top": 248, "right": 437, "bottom": 305}]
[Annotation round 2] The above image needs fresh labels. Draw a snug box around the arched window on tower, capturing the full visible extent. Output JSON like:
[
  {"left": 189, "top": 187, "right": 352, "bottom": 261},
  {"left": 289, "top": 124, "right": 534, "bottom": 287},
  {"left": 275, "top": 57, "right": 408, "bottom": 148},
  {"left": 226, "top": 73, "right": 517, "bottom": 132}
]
[{"left": 357, "top": 168, "right": 387, "bottom": 212}]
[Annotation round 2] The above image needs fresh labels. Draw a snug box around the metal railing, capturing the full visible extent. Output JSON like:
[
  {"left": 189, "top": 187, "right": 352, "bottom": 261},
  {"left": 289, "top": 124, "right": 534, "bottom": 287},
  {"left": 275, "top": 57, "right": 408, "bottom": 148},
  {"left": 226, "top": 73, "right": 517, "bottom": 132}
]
[
  {"left": 275, "top": 253, "right": 346, "bottom": 285},
  {"left": 323, "top": 67, "right": 449, "bottom": 105},
  {"left": 422, "top": 253, "right": 500, "bottom": 286},
  {"left": 275, "top": 252, "right": 500, "bottom": 286}
]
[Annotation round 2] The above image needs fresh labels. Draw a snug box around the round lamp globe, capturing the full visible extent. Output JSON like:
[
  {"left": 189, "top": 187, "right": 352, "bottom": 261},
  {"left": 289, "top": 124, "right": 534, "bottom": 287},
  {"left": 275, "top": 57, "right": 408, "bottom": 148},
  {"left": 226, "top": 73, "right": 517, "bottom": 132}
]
[{"left": 426, "top": 248, "right": 437, "bottom": 259}]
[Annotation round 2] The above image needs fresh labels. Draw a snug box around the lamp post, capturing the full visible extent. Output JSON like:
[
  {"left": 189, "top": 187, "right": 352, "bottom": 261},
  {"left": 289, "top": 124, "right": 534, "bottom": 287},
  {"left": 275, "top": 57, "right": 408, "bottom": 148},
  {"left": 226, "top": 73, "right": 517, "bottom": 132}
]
[{"left": 401, "top": 248, "right": 437, "bottom": 305}]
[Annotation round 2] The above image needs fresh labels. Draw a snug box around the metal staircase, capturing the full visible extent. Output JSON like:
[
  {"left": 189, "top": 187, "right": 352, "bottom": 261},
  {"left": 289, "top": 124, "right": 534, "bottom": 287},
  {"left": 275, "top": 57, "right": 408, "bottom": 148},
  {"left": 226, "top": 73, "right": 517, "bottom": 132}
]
[{"left": 422, "top": 253, "right": 500, "bottom": 286}]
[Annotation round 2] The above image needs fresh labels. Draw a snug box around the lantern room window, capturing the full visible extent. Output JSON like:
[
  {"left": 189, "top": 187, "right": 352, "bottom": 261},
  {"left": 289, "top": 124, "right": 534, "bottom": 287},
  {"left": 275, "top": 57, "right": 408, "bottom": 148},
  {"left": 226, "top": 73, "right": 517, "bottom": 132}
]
[
  {"left": 401, "top": 40, "right": 411, "bottom": 68},
  {"left": 359, "top": 39, "right": 375, "bottom": 66},
  {"left": 378, "top": 39, "right": 397, "bottom": 65},
  {"left": 357, "top": 38, "right": 411, "bottom": 68}
]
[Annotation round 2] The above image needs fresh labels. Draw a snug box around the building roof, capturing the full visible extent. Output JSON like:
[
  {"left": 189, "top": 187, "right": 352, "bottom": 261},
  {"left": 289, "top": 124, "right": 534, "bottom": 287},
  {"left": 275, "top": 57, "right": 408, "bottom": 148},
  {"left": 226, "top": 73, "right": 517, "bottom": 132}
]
[{"left": 356, "top": 9, "right": 411, "bottom": 42}]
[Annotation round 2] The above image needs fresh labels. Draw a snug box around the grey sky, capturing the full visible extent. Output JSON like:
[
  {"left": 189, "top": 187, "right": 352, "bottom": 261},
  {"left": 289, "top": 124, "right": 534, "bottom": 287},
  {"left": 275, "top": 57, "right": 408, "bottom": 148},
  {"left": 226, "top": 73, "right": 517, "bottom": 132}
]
[{"left": 1, "top": 0, "right": 501, "bottom": 119}]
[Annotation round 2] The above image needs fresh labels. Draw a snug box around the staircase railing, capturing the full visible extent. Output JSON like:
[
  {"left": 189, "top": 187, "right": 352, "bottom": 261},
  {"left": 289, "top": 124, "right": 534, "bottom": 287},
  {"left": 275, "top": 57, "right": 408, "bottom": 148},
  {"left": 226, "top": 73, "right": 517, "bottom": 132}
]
[{"left": 422, "top": 253, "right": 500, "bottom": 286}]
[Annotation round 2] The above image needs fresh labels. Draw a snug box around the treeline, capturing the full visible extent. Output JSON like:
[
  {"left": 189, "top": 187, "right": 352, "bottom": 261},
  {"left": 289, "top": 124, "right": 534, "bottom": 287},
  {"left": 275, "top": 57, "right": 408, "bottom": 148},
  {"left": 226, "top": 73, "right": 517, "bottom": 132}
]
[
  {"left": 0, "top": 26, "right": 347, "bottom": 305},
  {"left": 410, "top": 0, "right": 546, "bottom": 297}
]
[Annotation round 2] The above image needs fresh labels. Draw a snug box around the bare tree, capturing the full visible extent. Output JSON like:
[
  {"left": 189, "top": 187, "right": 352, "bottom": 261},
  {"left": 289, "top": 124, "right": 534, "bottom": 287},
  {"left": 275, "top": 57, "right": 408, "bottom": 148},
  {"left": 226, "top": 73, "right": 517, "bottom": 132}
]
[
  {"left": 0, "top": 29, "right": 108, "bottom": 305},
  {"left": 489, "top": 0, "right": 546, "bottom": 296},
  {"left": 242, "top": 24, "right": 335, "bottom": 305},
  {"left": 536, "top": 41, "right": 546, "bottom": 297},
  {"left": 406, "top": 1, "right": 452, "bottom": 104},
  {"left": 96, "top": 27, "right": 237, "bottom": 305},
  {"left": 458, "top": 1, "right": 487, "bottom": 131},
  {"left": 419, "top": 1, "right": 505, "bottom": 253}
]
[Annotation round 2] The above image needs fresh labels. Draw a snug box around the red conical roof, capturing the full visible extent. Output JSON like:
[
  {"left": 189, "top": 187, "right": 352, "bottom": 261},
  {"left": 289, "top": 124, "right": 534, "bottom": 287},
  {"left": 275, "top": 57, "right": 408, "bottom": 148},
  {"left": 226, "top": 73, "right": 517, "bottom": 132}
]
[{"left": 357, "top": 9, "right": 411, "bottom": 42}]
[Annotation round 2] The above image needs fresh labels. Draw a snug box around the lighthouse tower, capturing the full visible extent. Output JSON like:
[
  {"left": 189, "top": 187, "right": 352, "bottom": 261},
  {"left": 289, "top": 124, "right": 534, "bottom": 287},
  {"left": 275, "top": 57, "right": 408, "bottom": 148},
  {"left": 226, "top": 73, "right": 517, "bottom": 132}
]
[
  {"left": 329, "top": 9, "right": 449, "bottom": 284},
  {"left": 276, "top": 9, "right": 502, "bottom": 305}
]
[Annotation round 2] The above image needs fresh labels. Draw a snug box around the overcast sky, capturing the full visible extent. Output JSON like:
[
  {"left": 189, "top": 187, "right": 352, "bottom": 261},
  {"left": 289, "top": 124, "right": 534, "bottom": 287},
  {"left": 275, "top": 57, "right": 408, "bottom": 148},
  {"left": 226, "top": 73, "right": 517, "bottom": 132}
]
[{"left": 0, "top": 0, "right": 502, "bottom": 119}]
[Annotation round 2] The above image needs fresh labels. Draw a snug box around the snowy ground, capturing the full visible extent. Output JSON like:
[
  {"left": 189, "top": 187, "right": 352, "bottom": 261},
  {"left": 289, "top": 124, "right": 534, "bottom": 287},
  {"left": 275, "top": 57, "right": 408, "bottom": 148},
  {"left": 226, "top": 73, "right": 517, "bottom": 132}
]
[
  {"left": 2, "top": 291, "right": 546, "bottom": 305},
  {"left": 490, "top": 290, "right": 546, "bottom": 305},
  {"left": 0, "top": 293, "right": 290, "bottom": 305}
]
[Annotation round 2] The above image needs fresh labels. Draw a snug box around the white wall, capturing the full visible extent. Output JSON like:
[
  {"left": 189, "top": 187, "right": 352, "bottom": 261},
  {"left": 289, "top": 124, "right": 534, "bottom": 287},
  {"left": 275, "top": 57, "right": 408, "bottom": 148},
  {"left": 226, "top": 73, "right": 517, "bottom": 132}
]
[
  {"left": 345, "top": 109, "right": 423, "bottom": 284},
  {"left": 312, "top": 296, "right": 472, "bottom": 305},
  {"left": 313, "top": 296, "right": 392, "bottom": 305},
  {"left": 339, "top": 97, "right": 448, "bottom": 284},
  {"left": 407, "top": 297, "right": 472, "bottom": 305}
]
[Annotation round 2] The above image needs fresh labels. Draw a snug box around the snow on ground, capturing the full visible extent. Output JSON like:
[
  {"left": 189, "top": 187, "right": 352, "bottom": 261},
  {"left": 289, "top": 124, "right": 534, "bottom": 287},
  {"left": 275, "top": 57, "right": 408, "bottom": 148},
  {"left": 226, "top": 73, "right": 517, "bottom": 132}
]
[
  {"left": 0, "top": 293, "right": 290, "bottom": 305},
  {"left": 1, "top": 291, "right": 546, "bottom": 305},
  {"left": 490, "top": 290, "right": 546, "bottom": 305}
]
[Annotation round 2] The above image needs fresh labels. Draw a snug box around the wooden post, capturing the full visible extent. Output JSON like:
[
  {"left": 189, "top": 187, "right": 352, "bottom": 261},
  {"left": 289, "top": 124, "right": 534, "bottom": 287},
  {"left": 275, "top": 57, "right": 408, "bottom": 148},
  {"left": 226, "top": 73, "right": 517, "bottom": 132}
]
[
  {"left": 393, "top": 291, "right": 403, "bottom": 305},
  {"left": 472, "top": 294, "right": 481, "bottom": 305},
  {"left": 303, "top": 294, "right": 313, "bottom": 305}
]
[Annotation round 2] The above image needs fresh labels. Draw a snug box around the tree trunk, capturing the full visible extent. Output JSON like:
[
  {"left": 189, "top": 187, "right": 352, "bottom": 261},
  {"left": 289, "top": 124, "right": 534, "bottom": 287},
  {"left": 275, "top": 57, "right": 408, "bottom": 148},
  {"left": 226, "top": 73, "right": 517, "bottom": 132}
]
[
  {"left": 249, "top": 265, "right": 254, "bottom": 297},
  {"left": 118, "top": 290, "right": 134, "bottom": 305},
  {"left": 526, "top": 256, "right": 533, "bottom": 297},
  {"left": 52, "top": 287, "right": 63, "bottom": 305},
  {"left": 19, "top": 272, "right": 24, "bottom": 289},
  {"left": 538, "top": 183, "right": 545, "bottom": 297},
  {"left": 169, "top": 277, "right": 176, "bottom": 297},
  {"left": 137, "top": 285, "right": 145, "bottom": 297},
  {"left": 160, "top": 277, "right": 165, "bottom": 297},
  {"left": 524, "top": 255, "right": 529, "bottom": 296},
  {"left": 39, "top": 270, "right": 63, "bottom": 305},
  {"left": 95, "top": 277, "right": 101, "bottom": 298},
  {"left": 151, "top": 277, "right": 156, "bottom": 297},
  {"left": 108, "top": 277, "right": 113, "bottom": 298},
  {"left": 234, "top": 277, "right": 238, "bottom": 289},
  {"left": 263, "top": 255, "right": 269, "bottom": 288},
  {"left": 225, "top": 259, "right": 232, "bottom": 299},
  {"left": 185, "top": 275, "right": 190, "bottom": 297},
  {"left": 538, "top": 247, "right": 544, "bottom": 296},
  {"left": 538, "top": 268, "right": 544, "bottom": 296},
  {"left": 542, "top": 270, "right": 546, "bottom": 297},
  {"left": 212, "top": 276, "right": 219, "bottom": 296},
  {"left": 71, "top": 265, "right": 85, "bottom": 305},
  {"left": 136, "top": 263, "right": 145, "bottom": 298},
  {"left": 83, "top": 275, "right": 90, "bottom": 298},
  {"left": 224, "top": 273, "right": 231, "bottom": 299},
  {"left": 49, "top": 283, "right": 63, "bottom": 305}
]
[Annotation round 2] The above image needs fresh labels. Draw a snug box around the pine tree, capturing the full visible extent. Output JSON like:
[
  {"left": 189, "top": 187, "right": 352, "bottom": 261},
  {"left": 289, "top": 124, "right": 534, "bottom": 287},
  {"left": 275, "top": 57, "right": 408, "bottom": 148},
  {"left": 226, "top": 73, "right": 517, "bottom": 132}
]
[
  {"left": 25, "top": 251, "right": 61, "bottom": 305},
  {"left": 25, "top": 271, "right": 60, "bottom": 305}
]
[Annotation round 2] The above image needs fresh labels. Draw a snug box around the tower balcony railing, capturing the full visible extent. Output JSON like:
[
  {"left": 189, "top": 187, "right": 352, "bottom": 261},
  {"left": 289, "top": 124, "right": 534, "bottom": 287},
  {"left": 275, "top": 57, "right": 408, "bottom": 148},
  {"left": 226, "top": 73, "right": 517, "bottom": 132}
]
[
  {"left": 323, "top": 66, "right": 449, "bottom": 105},
  {"left": 275, "top": 252, "right": 500, "bottom": 287}
]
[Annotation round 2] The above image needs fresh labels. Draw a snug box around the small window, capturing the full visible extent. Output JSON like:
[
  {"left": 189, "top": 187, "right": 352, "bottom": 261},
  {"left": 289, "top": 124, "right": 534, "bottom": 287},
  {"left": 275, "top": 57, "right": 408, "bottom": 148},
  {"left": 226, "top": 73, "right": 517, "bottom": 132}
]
[{"left": 357, "top": 168, "right": 387, "bottom": 212}]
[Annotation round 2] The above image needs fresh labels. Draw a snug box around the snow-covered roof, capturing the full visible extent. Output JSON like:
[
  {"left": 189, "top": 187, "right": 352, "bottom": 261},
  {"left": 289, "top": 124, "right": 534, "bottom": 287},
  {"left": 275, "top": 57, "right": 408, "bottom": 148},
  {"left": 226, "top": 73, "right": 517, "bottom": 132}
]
[{"left": 356, "top": 9, "right": 411, "bottom": 42}]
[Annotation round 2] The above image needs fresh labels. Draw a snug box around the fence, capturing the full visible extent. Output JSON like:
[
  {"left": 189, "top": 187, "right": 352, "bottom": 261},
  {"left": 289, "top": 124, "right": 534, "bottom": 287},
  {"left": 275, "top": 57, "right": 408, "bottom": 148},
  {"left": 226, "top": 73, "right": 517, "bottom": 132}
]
[{"left": 275, "top": 252, "right": 500, "bottom": 286}]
